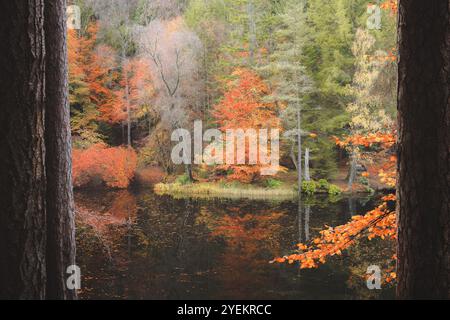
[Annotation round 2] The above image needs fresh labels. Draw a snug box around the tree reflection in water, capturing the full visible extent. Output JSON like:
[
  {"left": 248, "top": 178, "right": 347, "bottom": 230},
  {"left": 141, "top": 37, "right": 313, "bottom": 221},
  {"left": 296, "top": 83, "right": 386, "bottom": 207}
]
[{"left": 75, "top": 189, "right": 393, "bottom": 299}]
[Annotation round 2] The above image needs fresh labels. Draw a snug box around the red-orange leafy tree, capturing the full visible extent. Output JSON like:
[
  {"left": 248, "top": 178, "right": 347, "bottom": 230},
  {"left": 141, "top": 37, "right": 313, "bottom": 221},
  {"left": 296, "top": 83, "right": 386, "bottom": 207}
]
[
  {"left": 68, "top": 23, "right": 118, "bottom": 145},
  {"left": 212, "top": 68, "right": 282, "bottom": 182},
  {"left": 109, "top": 57, "right": 154, "bottom": 124}
]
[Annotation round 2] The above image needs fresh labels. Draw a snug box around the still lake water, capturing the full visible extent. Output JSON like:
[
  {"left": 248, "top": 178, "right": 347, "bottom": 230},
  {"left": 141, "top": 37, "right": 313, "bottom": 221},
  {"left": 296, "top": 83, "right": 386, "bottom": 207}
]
[{"left": 75, "top": 188, "right": 395, "bottom": 300}]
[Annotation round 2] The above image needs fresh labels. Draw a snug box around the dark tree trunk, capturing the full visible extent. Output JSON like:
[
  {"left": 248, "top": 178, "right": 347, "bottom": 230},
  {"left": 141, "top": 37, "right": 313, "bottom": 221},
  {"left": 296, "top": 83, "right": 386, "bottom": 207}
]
[
  {"left": 396, "top": 0, "right": 449, "bottom": 299},
  {"left": 44, "top": 0, "right": 76, "bottom": 300},
  {"left": 0, "top": 0, "right": 75, "bottom": 300},
  {"left": 185, "top": 164, "right": 194, "bottom": 182},
  {"left": 0, "top": 0, "right": 47, "bottom": 299}
]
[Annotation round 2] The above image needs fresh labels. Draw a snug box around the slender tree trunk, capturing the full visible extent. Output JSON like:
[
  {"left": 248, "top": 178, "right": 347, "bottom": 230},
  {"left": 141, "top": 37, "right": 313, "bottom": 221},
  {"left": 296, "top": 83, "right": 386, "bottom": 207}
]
[
  {"left": 185, "top": 164, "right": 194, "bottom": 182},
  {"left": 149, "top": 114, "right": 152, "bottom": 136},
  {"left": 348, "top": 151, "right": 357, "bottom": 191},
  {"left": 297, "top": 108, "right": 302, "bottom": 189},
  {"left": 348, "top": 196, "right": 356, "bottom": 217},
  {"left": 290, "top": 143, "right": 298, "bottom": 170},
  {"left": 304, "top": 148, "right": 311, "bottom": 181},
  {"left": 396, "top": 0, "right": 449, "bottom": 299},
  {"left": 247, "top": 0, "right": 257, "bottom": 65},
  {"left": 203, "top": 43, "right": 209, "bottom": 111},
  {"left": 44, "top": 0, "right": 76, "bottom": 300},
  {"left": 124, "top": 64, "right": 132, "bottom": 147},
  {"left": 122, "top": 122, "right": 125, "bottom": 145},
  {"left": 304, "top": 205, "right": 310, "bottom": 241},
  {"left": 0, "top": 0, "right": 47, "bottom": 299},
  {"left": 297, "top": 107, "right": 303, "bottom": 245},
  {"left": 125, "top": 80, "right": 132, "bottom": 147},
  {"left": 297, "top": 200, "right": 303, "bottom": 244}
]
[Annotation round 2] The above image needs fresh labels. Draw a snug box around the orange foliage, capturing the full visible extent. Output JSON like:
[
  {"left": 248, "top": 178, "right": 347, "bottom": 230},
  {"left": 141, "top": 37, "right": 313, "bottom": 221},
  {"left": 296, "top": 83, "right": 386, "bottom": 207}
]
[
  {"left": 272, "top": 198, "right": 396, "bottom": 268},
  {"left": 212, "top": 68, "right": 281, "bottom": 182},
  {"left": 72, "top": 144, "right": 138, "bottom": 188},
  {"left": 332, "top": 132, "right": 395, "bottom": 149},
  {"left": 274, "top": 132, "right": 398, "bottom": 282},
  {"left": 370, "top": 47, "right": 398, "bottom": 64},
  {"left": 108, "top": 57, "right": 154, "bottom": 123},
  {"left": 68, "top": 24, "right": 153, "bottom": 126},
  {"left": 68, "top": 23, "right": 118, "bottom": 121},
  {"left": 334, "top": 132, "right": 397, "bottom": 188},
  {"left": 380, "top": 0, "right": 398, "bottom": 14},
  {"left": 68, "top": 29, "right": 87, "bottom": 83}
]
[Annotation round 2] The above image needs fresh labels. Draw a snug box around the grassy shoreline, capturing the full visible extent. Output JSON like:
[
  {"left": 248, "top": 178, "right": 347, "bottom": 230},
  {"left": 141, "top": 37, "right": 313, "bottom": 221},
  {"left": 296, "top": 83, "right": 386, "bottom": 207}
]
[
  {"left": 154, "top": 182, "right": 299, "bottom": 200},
  {"left": 153, "top": 180, "right": 352, "bottom": 201}
]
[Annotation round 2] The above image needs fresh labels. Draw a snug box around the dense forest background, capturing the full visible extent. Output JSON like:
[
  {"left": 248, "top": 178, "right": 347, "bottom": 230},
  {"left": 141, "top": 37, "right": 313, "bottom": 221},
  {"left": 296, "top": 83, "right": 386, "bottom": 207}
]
[{"left": 69, "top": 0, "right": 398, "bottom": 190}]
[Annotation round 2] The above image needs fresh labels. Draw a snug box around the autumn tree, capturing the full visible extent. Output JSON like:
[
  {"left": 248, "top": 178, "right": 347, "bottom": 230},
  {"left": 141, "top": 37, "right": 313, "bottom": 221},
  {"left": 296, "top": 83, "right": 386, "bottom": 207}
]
[
  {"left": 213, "top": 68, "right": 281, "bottom": 182},
  {"left": 86, "top": 0, "right": 138, "bottom": 146},
  {"left": 346, "top": 29, "right": 394, "bottom": 190},
  {"left": 68, "top": 23, "right": 117, "bottom": 147},
  {"left": 111, "top": 57, "right": 154, "bottom": 146},
  {"left": 139, "top": 17, "right": 204, "bottom": 178}
]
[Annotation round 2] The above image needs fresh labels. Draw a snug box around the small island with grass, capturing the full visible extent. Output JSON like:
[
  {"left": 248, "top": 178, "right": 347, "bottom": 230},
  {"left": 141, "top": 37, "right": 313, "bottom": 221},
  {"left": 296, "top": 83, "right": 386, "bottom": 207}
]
[{"left": 153, "top": 167, "right": 378, "bottom": 200}]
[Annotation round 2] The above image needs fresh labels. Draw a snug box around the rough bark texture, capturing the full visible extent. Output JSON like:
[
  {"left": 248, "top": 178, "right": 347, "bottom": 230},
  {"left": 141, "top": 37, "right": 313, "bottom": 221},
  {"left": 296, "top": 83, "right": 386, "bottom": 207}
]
[
  {"left": 396, "top": 0, "right": 450, "bottom": 299},
  {"left": 44, "top": 0, "right": 76, "bottom": 300},
  {"left": 0, "top": 0, "right": 47, "bottom": 299}
]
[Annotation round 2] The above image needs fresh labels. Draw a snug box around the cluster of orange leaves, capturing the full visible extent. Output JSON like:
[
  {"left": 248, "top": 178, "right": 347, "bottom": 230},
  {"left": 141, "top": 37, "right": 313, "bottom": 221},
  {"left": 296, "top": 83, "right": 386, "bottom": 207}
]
[
  {"left": 370, "top": 47, "right": 398, "bottom": 64},
  {"left": 109, "top": 57, "right": 154, "bottom": 123},
  {"left": 72, "top": 144, "right": 138, "bottom": 188},
  {"left": 380, "top": 0, "right": 398, "bottom": 14},
  {"left": 212, "top": 68, "right": 282, "bottom": 182},
  {"left": 334, "top": 132, "right": 397, "bottom": 188},
  {"left": 273, "top": 132, "right": 398, "bottom": 281},
  {"left": 333, "top": 132, "right": 395, "bottom": 149},
  {"left": 68, "top": 24, "right": 117, "bottom": 119},
  {"left": 272, "top": 195, "right": 396, "bottom": 268},
  {"left": 235, "top": 43, "right": 269, "bottom": 59}
]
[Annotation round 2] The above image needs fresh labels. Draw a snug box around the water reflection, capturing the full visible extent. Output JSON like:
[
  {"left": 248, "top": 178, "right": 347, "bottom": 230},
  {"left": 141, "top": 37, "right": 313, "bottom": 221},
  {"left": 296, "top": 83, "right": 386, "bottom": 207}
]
[{"left": 75, "top": 189, "right": 394, "bottom": 299}]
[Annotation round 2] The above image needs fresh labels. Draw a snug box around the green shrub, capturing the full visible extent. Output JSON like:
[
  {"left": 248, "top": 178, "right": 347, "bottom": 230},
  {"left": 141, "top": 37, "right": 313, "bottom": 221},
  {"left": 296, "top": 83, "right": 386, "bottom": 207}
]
[
  {"left": 265, "top": 178, "right": 283, "bottom": 189},
  {"left": 302, "top": 180, "right": 317, "bottom": 195},
  {"left": 359, "top": 177, "right": 369, "bottom": 186},
  {"left": 327, "top": 184, "right": 342, "bottom": 195},
  {"left": 318, "top": 179, "right": 330, "bottom": 190},
  {"left": 175, "top": 174, "right": 191, "bottom": 185}
]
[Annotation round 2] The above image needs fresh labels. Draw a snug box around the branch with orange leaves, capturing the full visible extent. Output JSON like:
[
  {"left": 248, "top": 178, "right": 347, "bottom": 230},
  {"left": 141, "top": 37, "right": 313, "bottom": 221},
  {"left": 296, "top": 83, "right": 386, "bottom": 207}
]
[
  {"left": 271, "top": 194, "right": 396, "bottom": 269},
  {"left": 272, "top": 131, "right": 398, "bottom": 279},
  {"left": 332, "top": 132, "right": 395, "bottom": 149}
]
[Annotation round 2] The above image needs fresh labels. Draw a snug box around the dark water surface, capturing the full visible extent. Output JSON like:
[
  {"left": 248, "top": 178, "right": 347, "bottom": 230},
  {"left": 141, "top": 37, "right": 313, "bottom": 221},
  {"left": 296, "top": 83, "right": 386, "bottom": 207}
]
[{"left": 75, "top": 189, "right": 395, "bottom": 300}]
